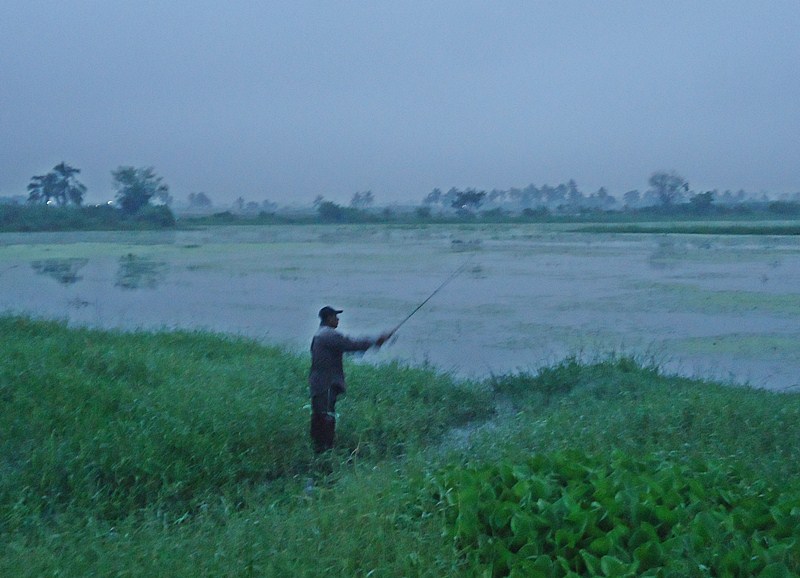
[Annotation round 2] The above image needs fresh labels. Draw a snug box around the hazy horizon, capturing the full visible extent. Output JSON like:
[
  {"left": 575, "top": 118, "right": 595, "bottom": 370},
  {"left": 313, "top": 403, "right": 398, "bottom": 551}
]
[{"left": 2, "top": 1, "right": 799, "bottom": 206}]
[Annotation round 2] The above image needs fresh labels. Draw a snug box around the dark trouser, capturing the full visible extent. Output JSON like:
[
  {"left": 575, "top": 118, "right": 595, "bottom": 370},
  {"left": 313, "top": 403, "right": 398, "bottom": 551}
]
[{"left": 310, "top": 388, "right": 338, "bottom": 453}]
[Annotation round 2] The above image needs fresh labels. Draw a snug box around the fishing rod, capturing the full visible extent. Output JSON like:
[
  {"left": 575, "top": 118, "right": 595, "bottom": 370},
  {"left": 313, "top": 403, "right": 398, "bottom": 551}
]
[{"left": 390, "top": 256, "right": 474, "bottom": 334}]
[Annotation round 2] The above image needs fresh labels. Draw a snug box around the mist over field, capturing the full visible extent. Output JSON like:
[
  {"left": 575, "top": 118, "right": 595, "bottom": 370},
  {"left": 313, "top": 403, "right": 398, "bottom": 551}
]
[{"left": 2, "top": 2, "right": 799, "bottom": 207}]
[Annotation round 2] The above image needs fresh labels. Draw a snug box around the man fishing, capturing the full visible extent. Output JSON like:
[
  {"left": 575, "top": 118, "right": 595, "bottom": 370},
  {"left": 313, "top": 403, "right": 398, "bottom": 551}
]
[{"left": 308, "top": 306, "right": 395, "bottom": 453}]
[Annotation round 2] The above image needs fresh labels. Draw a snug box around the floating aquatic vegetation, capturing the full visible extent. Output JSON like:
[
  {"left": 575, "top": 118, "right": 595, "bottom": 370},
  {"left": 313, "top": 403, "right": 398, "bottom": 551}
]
[
  {"left": 468, "top": 264, "right": 486, "bottom": 278},
  {"left": 114, "top": 253, "right": 168, "bottom": 289},
  {"left": 450, "top": 239, "right": 482, "bottom": 252},
  {"left": 30, "top": 258, "right": 88, "bottom": 285},
  {"left": 67, "top": 297, "right": 91, "bottom": 308},
  {"left": 648, "top": 238, "right": 682, "bottom": 270}
]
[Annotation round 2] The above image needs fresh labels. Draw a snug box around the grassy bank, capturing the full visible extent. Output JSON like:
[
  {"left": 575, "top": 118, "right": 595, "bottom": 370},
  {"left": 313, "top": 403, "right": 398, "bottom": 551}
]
[{"left": 2, "top": 317, "right": 799, "bottom": 576}]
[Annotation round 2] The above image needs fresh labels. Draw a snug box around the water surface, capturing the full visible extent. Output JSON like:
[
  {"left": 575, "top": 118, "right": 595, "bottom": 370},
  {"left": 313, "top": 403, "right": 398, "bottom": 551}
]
[{"left": 1, "top": 224, "right": 798, "bottom": 390}]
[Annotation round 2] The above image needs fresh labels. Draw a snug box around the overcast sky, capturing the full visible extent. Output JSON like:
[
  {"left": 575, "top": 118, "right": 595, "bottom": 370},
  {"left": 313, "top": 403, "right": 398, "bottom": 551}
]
[{"left": 2, "top": 1, "right": 799, "bottom": 206}]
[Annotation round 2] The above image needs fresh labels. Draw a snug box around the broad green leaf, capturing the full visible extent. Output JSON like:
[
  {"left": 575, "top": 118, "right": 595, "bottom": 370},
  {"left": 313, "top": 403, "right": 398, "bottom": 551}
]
[
  {"left": 758, "top": 562, "right": 792, "bottom": 578},
  {"left": 654, "top": 504, "right": 680, "bottom": 526},
  {"left": 628, "top": 523, "right": 658, "bottom": 549},
  {"left": 512, "top": 480, "right": 531, "bottom": 501},
  {"left": 516, "top": 542, "right": 540, "bottom": 559},
  {"left": 589, "top": 535, "right": 611, "bottom": 556},
  {"left": 600, "top": 555, "right": 631, "bottom": 576},
  {"left": 532, "top": 555, "right": 554, "bottom": 573},
  {"left": 455, "top": 511, "right": 479, "bottom": 543},
  {"left": 633, "top": 540, "right": 663, "bottom": 568},
  {"left": 555, "top": 527, "right": 578, "bottom": 549},
  {"left": 489, "top": 502, "right": 514, "bottom": 532},
  {"left": 580, "top": 550, "right": 601, "bottom": 575},
  {"left": 510, "top": 512, "right": 537, "bottom": 542},
  {"left": 510, "top": 560, "right": 549, "bottom": 578}
]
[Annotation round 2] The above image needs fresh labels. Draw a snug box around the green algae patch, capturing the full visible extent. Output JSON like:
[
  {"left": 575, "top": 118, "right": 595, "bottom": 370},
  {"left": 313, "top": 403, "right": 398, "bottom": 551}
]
[
  {"left": 667, "top": 333, "right": 800, "bottom": 357},
  {"left": 498, "top": 322, "right": 622, "bottom": 353},
  {"left": 621, "top": 281, "right": 800, "bottom": 316}
]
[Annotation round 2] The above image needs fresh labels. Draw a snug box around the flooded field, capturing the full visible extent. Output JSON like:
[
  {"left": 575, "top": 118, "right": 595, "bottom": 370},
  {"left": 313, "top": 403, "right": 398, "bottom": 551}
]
[{"left": 1, "top": 224, "right": 798, "bottom": 390}]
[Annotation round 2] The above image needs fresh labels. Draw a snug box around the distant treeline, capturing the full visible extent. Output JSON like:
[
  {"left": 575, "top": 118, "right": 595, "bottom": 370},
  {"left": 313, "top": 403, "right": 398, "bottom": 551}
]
[
  {"left": 0, "top": 162, "right": 176, "bottom": 232},
  {"left": 0, "top": 203, "right": 175, "bottom": 232},
  {"left": 420, "top": 172, "right": 800, "bottom": 214},
  {"left": 3, "top": 166, "right": 800, "bottom": 231},
  {"left": 171, "top": 198, "right": 800, "bottom": 230},
  {"left": 4, "top": 192, "right": 799, "bottom": 232},
  {"left": 176, "top": 171, "right": 800, "bottom": 222}
]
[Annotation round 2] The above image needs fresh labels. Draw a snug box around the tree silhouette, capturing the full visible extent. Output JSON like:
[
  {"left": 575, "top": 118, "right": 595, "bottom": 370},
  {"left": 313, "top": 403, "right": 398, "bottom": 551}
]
[
  {"left": 423, "top": 188, "right": 442, "bottom": 205},
  {"left": 27, "top": 162, "right": 87, "bottom": 206},
  {"left": 649, "top": 171, "right": 689, "bottom": 206},
  {"left": 27, "top": 173, "right": 58, "bottom": 205},
  {"left": 452, "top": 189, "right": 486, "bottom": 211},
  {"left": 350, "top": 190, "right": 374, "bottom": 208},
  {"left": 188, "top": 192, "right": 212, "bottom": 209},
  {"left": 112, "top": 166, "right": 169, "bottom": 215},
  {"left": 317, "top": 201, "right": 345, "bottom": 222},
  {"left": 689, "top": 191, "right": 714, "bottom": 214}
]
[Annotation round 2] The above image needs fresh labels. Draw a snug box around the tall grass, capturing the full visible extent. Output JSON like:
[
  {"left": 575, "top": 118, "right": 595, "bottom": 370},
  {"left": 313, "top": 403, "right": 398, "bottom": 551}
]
[
  {"left": 2, "top": 317, "right": 799, "bottom": 576},
  {"left": 482, "top": 356, "right": 800, "bottom": 483},
  {"left": 0, "top": 316, "right": 490, "bottom": 525}
]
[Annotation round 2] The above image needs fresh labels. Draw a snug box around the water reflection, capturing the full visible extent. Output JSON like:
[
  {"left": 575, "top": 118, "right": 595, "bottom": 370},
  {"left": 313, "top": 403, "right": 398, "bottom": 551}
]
[
  {"left": 67, "top": 297, "right": 91, "bottom": 309},
  {"left": 115, "top": 254, "right": 168, "bottom": 289},
  {"left": 31, "top": 258, "right": 89, "bottom": 285},
  {"left": 648, "top": 238, "right": 681, "bottom": 270}
]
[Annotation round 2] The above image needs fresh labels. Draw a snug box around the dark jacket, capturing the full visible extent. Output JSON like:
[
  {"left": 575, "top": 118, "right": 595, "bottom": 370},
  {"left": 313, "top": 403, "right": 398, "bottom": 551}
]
[{"left": 308, "top": 325, "right": 377, "bottom": 396}]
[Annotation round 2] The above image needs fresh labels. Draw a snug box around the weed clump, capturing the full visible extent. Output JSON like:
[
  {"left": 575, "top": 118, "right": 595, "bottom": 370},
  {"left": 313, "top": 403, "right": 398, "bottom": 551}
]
[{"left": 429, "top": 451, "right": 800, "bottom": 576}]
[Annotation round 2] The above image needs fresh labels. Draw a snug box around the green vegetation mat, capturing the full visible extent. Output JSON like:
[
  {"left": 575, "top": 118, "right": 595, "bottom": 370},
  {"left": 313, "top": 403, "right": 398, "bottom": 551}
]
[
  {"left": 2, "top": 316, "right": 799, "bottom": 576},
  {"left": 572, "top": 223, "right": 800, "bottom": 235}
]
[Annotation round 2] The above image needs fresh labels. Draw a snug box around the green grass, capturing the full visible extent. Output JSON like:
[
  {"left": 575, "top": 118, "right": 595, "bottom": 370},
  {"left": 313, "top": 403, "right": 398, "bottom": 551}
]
[{"left": 2, "top": 317, "right": 799, "bottom": 576}]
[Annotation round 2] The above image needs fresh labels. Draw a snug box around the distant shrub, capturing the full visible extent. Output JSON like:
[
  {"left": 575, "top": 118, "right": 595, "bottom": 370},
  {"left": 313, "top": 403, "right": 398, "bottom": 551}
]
[
  {"left": 480, "top": 208, "right": 506, "bottom": 220},
  {"left": 316, "top": 201, "right": 380, "bottom": 223},
  {"left": 316, "top": 201, "right": 344, "bottom": 222},
  {"left": 415, "top": 206, "right": 432, "bottom": 219},
  {"left": 521, "top": 206, "right": 551, "bottom": 219},
  {"left": 130, "top": 204, "right": 176, "bottom": 227},
  {"left": 768, "top": 200, "right": 800, "bottom": 215},
  {"left": 209, "top": 211, "right": 238, "bottom": 223}
]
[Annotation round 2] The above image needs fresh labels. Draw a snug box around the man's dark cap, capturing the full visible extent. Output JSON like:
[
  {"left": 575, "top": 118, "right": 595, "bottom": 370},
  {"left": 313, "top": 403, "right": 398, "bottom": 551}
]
[{"left": 318, "top": 306, "right": 343, "bottom": 320}]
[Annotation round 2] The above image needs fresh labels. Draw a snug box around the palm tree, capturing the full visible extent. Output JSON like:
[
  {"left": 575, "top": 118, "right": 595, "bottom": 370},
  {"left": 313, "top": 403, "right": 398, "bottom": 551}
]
[
  {"left": 52, "top": 162, "right": 87, "bottom": 206},
  {"left": 27, "top": 172, "right": 58, "bottom": 204},
  {"left": 27, "top": 162, "right": 87, "bottom": 206}
]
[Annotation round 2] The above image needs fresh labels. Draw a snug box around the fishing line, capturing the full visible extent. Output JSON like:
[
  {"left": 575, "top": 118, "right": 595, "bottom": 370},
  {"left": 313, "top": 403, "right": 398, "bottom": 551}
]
[{"left": 390, "top": 255, "right": 475, "bottom": 336}]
